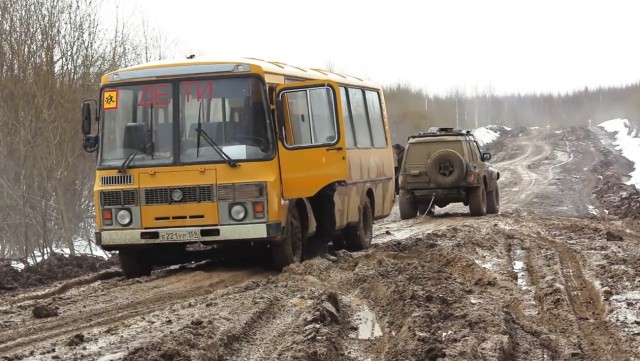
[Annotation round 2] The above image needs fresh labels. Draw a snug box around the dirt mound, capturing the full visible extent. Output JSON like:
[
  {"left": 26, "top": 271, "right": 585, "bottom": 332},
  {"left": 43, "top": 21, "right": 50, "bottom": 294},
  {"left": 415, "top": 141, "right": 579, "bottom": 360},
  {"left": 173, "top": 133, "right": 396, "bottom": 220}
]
[
  {"left": 0, "top": 262, "right": 23, "bottom": 291},
  {"left": 0, "top": 253, "right": 117, "bottom": 293},
  {"left": 482, "top": 127, "right": 520, "bottom": 154},
  {"left": 591, "top": 138, "right": 640, "bottom": 219}
]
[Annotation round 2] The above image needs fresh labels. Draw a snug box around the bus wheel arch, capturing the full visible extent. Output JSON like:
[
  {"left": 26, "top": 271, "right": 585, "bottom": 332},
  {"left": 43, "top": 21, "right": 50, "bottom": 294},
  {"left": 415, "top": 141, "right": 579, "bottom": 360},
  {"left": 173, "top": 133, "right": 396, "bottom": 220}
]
[{"left": 366, "top": 188, "right": 375, "bottom": 219}]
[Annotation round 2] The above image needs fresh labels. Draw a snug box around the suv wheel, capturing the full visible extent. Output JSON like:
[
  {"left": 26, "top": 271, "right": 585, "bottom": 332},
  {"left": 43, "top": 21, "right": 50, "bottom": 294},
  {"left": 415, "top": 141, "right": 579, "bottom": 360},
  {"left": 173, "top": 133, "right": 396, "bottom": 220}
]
[
  {"left": 486, "top": 183, "right": 500, "bottom": 214},
  {"left": 468, "top": 182, "right": 487, "bottom": 216},
  {"left": 399, "top": 190, "right": 417, "bottom": 220},
  {"left": 427, "top": 149, "right": 465, "bottom": 187}
]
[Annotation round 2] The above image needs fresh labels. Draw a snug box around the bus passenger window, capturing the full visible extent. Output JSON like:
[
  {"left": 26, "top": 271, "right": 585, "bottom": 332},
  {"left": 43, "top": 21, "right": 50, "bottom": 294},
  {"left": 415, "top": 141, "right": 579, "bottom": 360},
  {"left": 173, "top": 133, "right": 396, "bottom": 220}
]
[
  {"left": 349, "top": 88, "right": 372, "bottom": 148},
  {"left": 309, "top": 88, "right": 337, "bottom": 143},
  {"left": 282, "top": 91, "right": 312, "bottom": 146}
]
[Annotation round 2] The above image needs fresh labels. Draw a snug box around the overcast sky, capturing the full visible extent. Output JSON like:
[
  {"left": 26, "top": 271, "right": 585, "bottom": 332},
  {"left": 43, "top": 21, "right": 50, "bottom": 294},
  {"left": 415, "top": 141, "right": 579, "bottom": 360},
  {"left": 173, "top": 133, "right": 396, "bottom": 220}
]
[{"left": 107, "top": 0, "right": 640, "bottom": 95}]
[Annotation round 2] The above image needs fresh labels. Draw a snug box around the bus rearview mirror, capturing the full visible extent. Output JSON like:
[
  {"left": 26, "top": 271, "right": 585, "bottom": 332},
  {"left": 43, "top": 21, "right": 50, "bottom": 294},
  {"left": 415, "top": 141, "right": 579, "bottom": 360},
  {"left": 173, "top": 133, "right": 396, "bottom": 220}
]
[{"left": 81, "top": 102, "right": 92, "bottom": 135}]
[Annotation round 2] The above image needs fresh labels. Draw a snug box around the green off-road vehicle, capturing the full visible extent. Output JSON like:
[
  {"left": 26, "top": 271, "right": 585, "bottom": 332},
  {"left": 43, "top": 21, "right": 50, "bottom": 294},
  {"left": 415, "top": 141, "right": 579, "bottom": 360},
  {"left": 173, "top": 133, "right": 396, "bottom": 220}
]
[{"left": 398, "top": 127, "right": 500, "bottom": 219}]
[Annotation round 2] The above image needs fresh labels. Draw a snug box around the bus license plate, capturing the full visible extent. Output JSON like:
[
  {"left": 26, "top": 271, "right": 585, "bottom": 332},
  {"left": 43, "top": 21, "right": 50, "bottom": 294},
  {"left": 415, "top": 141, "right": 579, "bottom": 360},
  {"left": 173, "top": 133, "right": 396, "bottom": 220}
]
[{"left": 159, "top": 230, "right": 199, "bottom": 241}]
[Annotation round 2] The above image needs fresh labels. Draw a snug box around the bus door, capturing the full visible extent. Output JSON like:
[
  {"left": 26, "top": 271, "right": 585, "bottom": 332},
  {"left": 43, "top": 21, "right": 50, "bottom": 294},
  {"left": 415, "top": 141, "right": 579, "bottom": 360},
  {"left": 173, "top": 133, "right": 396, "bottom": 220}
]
[{"left": 275, "top": 81, "right": 348, "bottom": 199}]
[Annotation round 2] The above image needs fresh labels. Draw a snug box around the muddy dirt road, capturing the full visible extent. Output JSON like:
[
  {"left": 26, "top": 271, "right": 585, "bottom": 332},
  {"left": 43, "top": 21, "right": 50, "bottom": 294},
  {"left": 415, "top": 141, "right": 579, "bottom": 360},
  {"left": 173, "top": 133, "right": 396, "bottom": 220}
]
[{"left": 1, "top": 126, "right": 639, "bottom": 361}]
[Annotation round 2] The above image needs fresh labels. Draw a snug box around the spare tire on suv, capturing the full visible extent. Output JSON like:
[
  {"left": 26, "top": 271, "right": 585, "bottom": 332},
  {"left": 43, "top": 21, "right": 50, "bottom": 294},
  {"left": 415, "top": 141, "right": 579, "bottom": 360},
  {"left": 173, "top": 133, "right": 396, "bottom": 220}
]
[{"left": 426, "top": 149, "right": 465, "bottom": 187}]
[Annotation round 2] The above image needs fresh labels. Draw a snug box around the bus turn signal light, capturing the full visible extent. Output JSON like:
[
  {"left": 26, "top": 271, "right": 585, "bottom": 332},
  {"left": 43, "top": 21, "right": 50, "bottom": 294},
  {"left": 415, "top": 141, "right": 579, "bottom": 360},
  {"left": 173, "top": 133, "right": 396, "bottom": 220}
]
[
  {"left": 102, "top": 209, "right": 113, "bottom": 226},
  {"left": 253, "top": 202, "right": 265, "bottom": 218}
]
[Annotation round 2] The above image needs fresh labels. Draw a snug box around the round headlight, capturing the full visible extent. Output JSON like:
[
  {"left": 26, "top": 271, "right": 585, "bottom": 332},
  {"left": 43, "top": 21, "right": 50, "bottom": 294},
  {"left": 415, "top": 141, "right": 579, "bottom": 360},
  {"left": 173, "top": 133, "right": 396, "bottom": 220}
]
[
  {"left": 116, "top": 209, "right": 132, "bottom": 226},
  {"left": 229, "top": 204, "right": 247, "bottom": 221}
]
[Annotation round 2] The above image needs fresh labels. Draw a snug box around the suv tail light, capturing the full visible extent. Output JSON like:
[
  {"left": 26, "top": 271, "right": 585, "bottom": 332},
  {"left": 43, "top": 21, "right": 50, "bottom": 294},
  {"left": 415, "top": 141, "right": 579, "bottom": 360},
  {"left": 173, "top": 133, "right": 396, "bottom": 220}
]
[{"left": 466, "top": 171, "right": 476, "bottom": 184}]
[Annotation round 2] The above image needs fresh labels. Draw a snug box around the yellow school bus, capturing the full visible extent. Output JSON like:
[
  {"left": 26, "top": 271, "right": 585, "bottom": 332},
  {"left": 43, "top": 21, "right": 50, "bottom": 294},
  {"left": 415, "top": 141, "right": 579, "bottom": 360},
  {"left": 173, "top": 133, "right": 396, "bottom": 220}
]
[{"left": 81, "top": 57, "right": 394, "bottom": 278}]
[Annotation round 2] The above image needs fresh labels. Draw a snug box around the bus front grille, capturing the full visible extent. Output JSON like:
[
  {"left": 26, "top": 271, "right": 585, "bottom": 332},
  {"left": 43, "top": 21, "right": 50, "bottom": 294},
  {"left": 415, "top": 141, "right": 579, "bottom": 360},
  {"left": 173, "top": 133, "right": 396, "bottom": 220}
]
[
  {"left": 100, "top": 189, "right": 138, "bottom": 207},
  {"left": 100, "top": 174, "right": 134, "bottom": 186},
  {"left": 143, "top": 185, "right": 215, "bottom": 205}
]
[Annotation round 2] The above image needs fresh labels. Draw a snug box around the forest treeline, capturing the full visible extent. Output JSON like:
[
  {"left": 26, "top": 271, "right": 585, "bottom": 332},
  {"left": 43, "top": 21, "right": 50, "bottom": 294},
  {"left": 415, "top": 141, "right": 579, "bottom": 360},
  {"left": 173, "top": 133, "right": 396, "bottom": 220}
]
[
  {"left": 385, "top": 84, "right": 640, "bottom": 145},
  {"left": 1, "top": 0, "right": 638, "bottom": 261}
]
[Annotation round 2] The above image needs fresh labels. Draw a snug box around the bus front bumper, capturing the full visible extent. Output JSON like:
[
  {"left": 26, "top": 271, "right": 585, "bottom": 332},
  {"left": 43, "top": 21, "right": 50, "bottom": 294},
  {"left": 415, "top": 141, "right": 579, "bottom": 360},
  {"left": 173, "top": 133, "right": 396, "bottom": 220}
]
[{"left": 96, "top": 222, "right": 283, "bottom": 247}]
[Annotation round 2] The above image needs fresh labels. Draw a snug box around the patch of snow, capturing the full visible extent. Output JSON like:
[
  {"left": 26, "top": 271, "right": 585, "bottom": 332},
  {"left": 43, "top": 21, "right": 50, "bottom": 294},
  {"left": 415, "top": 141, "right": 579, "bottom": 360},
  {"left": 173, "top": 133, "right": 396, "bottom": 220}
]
[
  {"left": 473, "top": 125, "right": 503, "bottom": 146},
  {"left": 598, "top": 118, "right": 640, "bottom": 188},
  {"left": 475, "top": 259, "right": 493, "bottom": 270},
  {"left": 608, "top": 291, "right": 640, "bottom": 337},
  {"left": 10, "top": 238, "right": 110, "bottom": 270}
]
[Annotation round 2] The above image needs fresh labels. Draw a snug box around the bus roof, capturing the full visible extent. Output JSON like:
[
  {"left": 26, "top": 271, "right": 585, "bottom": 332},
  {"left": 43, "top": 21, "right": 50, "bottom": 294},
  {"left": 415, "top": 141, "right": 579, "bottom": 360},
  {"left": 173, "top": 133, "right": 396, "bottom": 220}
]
[{"left": 101, "top": 57, "right": 380, "bottom": 89}]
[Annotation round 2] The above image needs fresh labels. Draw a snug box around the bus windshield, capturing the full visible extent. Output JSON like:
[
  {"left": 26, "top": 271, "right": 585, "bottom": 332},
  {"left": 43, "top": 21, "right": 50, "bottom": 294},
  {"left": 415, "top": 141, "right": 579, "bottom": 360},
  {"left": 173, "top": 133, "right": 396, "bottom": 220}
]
[
  {"left": 99, "top": 82, "right": 174, "bottom": 168},
  {"left": 98, "top": 77, "right": 274, "bottom": 168},
  {"left": 179, "top": 78, "right": 274, "bottom": 163}
]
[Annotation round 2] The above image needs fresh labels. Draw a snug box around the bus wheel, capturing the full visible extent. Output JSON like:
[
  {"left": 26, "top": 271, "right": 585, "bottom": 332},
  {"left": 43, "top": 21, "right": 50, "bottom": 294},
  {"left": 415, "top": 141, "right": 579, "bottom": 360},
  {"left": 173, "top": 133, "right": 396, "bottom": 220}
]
[
  {"left": 346, "top": 198, "right": 373, "bottom": 251},
  {"left": 271, "top": 205, "right": 303, "bottom": 270},
  {"left": 118, "top": 248, "right": 152, "bottom": 279}
]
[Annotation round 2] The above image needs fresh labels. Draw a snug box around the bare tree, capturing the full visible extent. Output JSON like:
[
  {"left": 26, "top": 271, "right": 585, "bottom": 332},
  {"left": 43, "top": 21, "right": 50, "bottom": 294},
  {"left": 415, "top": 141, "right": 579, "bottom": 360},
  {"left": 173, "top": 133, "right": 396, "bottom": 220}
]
[{"left": 0, "top": 0, "right": 172, "bottom": 261}]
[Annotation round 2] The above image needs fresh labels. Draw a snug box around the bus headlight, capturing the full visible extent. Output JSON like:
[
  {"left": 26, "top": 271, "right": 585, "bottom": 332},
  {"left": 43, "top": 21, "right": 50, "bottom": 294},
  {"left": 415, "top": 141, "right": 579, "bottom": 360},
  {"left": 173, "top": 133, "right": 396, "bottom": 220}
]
[
  {"left": 116, "top": 209, "right": 133, "bottom": 226},
  {"left": 229, "top": 203, "right": 247, "bottom": 221}
]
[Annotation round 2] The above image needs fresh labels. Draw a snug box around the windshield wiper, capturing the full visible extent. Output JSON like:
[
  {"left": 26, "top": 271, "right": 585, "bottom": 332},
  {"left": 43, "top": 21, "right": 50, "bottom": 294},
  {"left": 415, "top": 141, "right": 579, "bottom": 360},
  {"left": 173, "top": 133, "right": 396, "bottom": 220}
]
[
  {"left": 195, "top": 128, "right": 239, "bottom": 167},
  {"left": 195, "top": 102, "right": 239, "bottom": 167},
  {"left": 118, "top": 150, "right": 138, "bottom": 173}
]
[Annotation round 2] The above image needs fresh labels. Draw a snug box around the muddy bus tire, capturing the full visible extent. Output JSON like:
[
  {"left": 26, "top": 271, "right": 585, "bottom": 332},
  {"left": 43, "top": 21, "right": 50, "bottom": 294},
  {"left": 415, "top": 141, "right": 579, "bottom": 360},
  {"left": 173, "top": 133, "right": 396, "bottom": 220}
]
[
  {"left": 118, "top": 248, "right": 152, "bottom": 279},
  {"left": 271, "top": 205, "right": 303, "bottom": 271},
  {"left": 346, "top": 198, "right": 373, "bottom": 251}
]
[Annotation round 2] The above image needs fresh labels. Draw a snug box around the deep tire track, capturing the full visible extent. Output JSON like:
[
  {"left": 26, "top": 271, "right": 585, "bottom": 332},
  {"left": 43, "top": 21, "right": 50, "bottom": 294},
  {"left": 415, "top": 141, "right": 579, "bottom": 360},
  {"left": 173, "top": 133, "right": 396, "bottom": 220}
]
[
  {"left": 534, "top": 233, "right": 623, "bottom": 360},
  {"left": 0, "top": 268, "right": 269, "bottom": 355}
]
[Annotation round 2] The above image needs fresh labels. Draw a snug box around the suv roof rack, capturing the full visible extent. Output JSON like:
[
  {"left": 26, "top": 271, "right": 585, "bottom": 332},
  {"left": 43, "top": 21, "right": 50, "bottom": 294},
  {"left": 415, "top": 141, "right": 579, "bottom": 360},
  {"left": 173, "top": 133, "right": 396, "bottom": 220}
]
[{"left": 408, "top": 127, "right": 475, "bottom": 140}]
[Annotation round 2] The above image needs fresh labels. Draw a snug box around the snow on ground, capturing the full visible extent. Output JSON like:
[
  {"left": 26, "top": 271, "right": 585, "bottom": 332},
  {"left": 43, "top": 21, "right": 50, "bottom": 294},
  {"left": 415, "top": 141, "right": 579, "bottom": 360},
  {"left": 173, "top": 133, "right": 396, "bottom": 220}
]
[
  {"left": 10, "top": 239, "right": 110, "bottom": 270},
  {"left": 473, "top": 125, "right": 508, "bottom": 146},
  {"left": 598, "top": 118, "right": 640, "bottom": 188}
]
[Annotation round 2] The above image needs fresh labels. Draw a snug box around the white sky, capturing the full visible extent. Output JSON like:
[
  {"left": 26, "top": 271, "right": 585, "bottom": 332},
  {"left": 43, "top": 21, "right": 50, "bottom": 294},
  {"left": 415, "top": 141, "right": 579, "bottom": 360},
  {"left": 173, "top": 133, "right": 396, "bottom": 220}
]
[{"left": 105, "top": 0, "right": 640, "bottom": 95}]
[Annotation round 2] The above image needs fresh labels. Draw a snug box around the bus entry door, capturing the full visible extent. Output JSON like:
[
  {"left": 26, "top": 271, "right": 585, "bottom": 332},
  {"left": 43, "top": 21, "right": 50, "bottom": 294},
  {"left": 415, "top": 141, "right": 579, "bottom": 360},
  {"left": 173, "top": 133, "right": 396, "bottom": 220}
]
[{"left": 275, "top": 81, "right": 348, "bottom": 199}]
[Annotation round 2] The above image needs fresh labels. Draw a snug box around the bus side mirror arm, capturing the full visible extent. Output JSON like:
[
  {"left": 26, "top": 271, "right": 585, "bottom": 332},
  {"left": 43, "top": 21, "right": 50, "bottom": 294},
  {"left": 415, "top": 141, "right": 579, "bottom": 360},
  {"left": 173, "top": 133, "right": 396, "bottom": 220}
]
[{"left": 83, "top": 135, "right": 99, "bottom": 153}]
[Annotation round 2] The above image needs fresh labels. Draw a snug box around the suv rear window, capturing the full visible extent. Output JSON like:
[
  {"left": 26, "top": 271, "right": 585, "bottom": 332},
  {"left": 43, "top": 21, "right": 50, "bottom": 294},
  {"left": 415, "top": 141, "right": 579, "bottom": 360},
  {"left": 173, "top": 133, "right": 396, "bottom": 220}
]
[{"left": 405, "top": 140, "right": 464, "bottom": 165}]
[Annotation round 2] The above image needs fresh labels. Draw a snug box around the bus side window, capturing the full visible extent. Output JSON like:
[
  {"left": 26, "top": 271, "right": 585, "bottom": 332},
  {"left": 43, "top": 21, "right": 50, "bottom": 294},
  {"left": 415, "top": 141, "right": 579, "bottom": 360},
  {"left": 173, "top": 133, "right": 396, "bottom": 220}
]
[
  {"left": 349, "top": 88, "right": 372, "bottom": 148},
  {"left": 309, "top": 87, "right": 337, "bottom": 144},
  {"left": 282, "top": 90, "right": 312, "bottom": 146},
  {"left": 294, "top": 113, "right": 311, "bottom": 144},
  {"left": 281, "top": 87, "right": 337, "bottom": 147}
]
